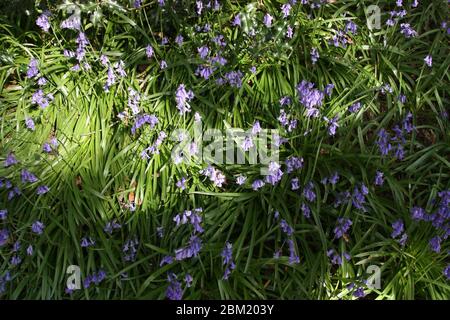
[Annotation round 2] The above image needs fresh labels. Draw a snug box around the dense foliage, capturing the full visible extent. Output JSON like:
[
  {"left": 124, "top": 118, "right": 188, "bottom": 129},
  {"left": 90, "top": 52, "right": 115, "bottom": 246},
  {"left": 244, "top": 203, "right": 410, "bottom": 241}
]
[{"left": 0, "top": 0, "right": 449, "bottom": 299}]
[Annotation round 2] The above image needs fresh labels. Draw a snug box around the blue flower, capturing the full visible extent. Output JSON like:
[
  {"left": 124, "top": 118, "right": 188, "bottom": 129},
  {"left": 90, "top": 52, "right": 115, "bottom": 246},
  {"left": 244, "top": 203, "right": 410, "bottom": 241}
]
[{"left": 31, "top": 221, "right": 45, "bottom": 235}]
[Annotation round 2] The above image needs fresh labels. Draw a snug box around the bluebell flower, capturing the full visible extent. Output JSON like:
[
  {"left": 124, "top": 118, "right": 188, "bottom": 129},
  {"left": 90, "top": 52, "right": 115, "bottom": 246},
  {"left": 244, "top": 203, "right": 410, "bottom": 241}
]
[
  {"left": 104, "top": 220, "right": 121, "bottom": 234},
  {"left": 345, "top": 21, "right": 358, "bottom": 34},
  {"left": 348, "top": 102, "right": 361, "bottom": 113},
  {"left": 160, "top": 255, "right": 173, "bottom": 266},
  {"left": 184, "top": 273, "right": 193, "bottom": 288},
  {"left": 0, "top": 209, "right": 7, "bottom": 220},
  {"left": 391, "top": 219, "right": 404, "bottom": 238},
  {"left": 280, "top": 220, "right": 294, "bottom": 236},
  {"left": 291, "top": 178, "right": 300, "bottom": 190},
  {"left": 303, "top": 181, "right": 316, "bottom": 202},
  {"left": 444, "top": 265, "right": 450, "bottom": 280},
  {"left": 310, "top": 48, "right": 319, "bottom": 64},
  {"left": 10, "top": 255, "right": 21, "bottom": 266},
  {"left": 410, "top": 206, "right": 425, "bottom": 221},
  {"left": 31, "top": 221, "right": 45, "bottom": 235},
  {"left": 36, "top": 185, "right": 50, "bottom": 195},
  {"left": 429, "top": 236, "right": 442, "bottom": 253},
  {"left": 21, "top": 169, "right": 38, "bottom": 184},
  {"left": 26, "top": 244, "right": 33, "bottom": 256},
  {"left": 334, "top": 217, "right": 352, "bottom": 239},
  {"left": 285, "top": 156, "right": 303, "bottom": 173},
  {"left": 0, "top": 228, "right": 9, "bottom": 246},
  {"left": 4, "top": 153, "right": 18, "bottom": 167},
  {"left": 80, "top": 237, "right": 95, "bottom": 248},
  {"left": 36, "top": 12, "right": 51, "bottom": 32},
  {"left": 175, "top": 235, "right": 202, "bottom": 261},
  {"left": 175, "top": 84, "right": 194, "bottom": 114},
  {"left": 145, "top": 45, "right": 154, "bottom": 59},
  {"left": 287, "top": 239, "right": 300, "bottom": 264},
  {"left": 166, "top": 273, "right": 183, "bottom": 300},
  {"left": 301, "top": 203, "right": 311, "bottom": 218},
  {"left": 26, "top": 58, "right": 39, "bottom": 79},
  {"left": 424, "top": 55, "right": 432, "bottom": 67},
  {"left": 374, "top": 170, "right": 384, "bottom": 186},
  {"left": 400, "top": 23, "right": 418, "bottom": 38},
  {"left": 263, "top": 14, "right": 273, "bottom": 28},
  {"left": 281, "top": 3, "right": 291, "bottom": 18},
  {"left": 123, "top": 238, "right": 139, "bottom": 262},
  {"left": 252, "top": 179, "right": 265, "bottom": 191}
]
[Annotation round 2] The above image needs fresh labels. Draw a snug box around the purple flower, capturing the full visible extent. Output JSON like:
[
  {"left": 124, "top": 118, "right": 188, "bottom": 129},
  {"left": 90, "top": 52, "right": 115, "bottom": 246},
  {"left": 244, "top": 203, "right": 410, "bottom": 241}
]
[
  {"left": 310, "top": 48, "right": 319, "bottom": 64},
  {"left": 263, "top": 14, "right": 273, "bottom": 28},
  {"left": 145, "top": 45, "right": 154, "bottom": 59},
  {"left": 297, "top": 80, "right": 324, "bottom": 116},
  {"left": 197, "top": 46, "right": 209, "bottom": 60},
  {"left": 160, "top": 255, "right": 173, "bottom": 266},
  {"left": 424, "top": 55, "right": 432, "bottom": 67},
  {"left": 301, "top": 203, "right": 311, "bottom": 218},
  {"left": 200, "top": 166, "right": 225, "bottom": 187},
  {"left": 303, "top": 181, "right": 316, "bottom": 202},
  {"left": 265, "top": 161, "right": 283, "bottom": 186},
  {"left": 400, "top": 23, "right": 418, "bottom": 38},
  {"left": 252, "top": 179, "right": 265, "bottom": 191},
  {"left": 31, "top": 89, "right": 53, "bottom": 108},
  {"left": 0, "top": 209, "right": 7, "bottom": 220},
  {"left": 241, "top": 136, "right": 254, "bottom": 151},
  {"left": 26, "top": 245, "right": 33, "bottom": 256},
  {"left": 444, "top": 265, "right": 450, "bottom": 280},
  {"left": 123, "top": 238, "right": 139, "bottom": 262},
  {"left": 10, "top": 255, "right": 21, "bottom": 266},
  {"left": 36, "top": 185, "right": 50, "bottom": 195},
  {"left": 176, "top": 177, "right": 187, "bottom": 190},
  {"left": 166, "top": 273, "right": 183, "bottom": 300},
  {"left": 223, "top": 70, "right": 244, "bottom": 88},
  {"left": 232, "top": 14, "right": 241, "bottom": 27},
  {"left": 104, "top": 220, "right": 121, "bottom": 234},
  {"left": 287, "top": 239, "right": 300, "bottom": 264},
  {"left": 281, "top": 4, "right": 292, "bottom": 18},
  {"left": 345, "top": 21, "right": 358, "bottom": 34},
  {"left": 80, "top": 237, "right": 95, "bottom": 248},
  {"left": 349, "top": 102, "right": 361, "bottom": 113},
  {"left": 280, "top": 219, "right": 294, "bottom": 236},
  {"left": 175, "top": 35, "right": 184, "bottom": 46},
  {"left": 376, "top": 129, "right": 392, "bottom": 156},
  {"left": 4, "top": 153, "right": 18, "bottom": 167},
  {"left": 131, "top": 114, "right": 159, "bottom": 134},
  {"left": 36, "top": 13, "right": 51, "bottom": 32},
  {"left": 334, "top": 217, "right": 352, "bottom": 239},
  {"left": 175, "top": 84, "right": 194, "bottom": 114},
  {"left": 21, "top": 169, "right": 38, "bottom": 184},
  {"left": 354, "top": 287, "right": 365, "bottom": 298},
  {"left": 291, "top": 178, "right": 300, "bottom": 190},
  {"left": 184, "top": 274, "right": 193, "bottom": 287},
  {"left": 236, "top": 175, "right": 247, "bottom": 185},
  {"left": 286, "top": 25, "right": 294, "bottom": 38},
  {"left": 429, "top": 236, "right": 441, "bottom": 253},
  {"left": 0, "top": 228, "right": 9, "bottom": 246},
  {"left": 324, "top": 84, "right": 334, "bottom": 97},
  {"left": 26, "top": 58, "right": 39, "bottom": 79},
  {"left": 83, "top": 270, "right": 106, "bottom": 289},
  {"left": 411, "top": 206, "right": 426, "bottom": 220},
  {"left": 285, "top": 156, "right": 304, "bottom": 173},
  {"left": 175, "top": 235, "right": 202, "bottom": 261},
  {"left": 391, "top": 219, "right": 404, "bottom": 238},
  {"left": 252, "top": 120, "right": 261, "bottom": 135},
  {"left": 374, "top": 170, "right": 384, "bottom": 186},
  {"left": 31, "top": 221, "right": 45, "bottom": 235},
  {"left": 133, "top": 0, "right": 142, "bottom": 8},
  {"left": 326, "top": 116, "right": 339, "bottom": 136}
]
